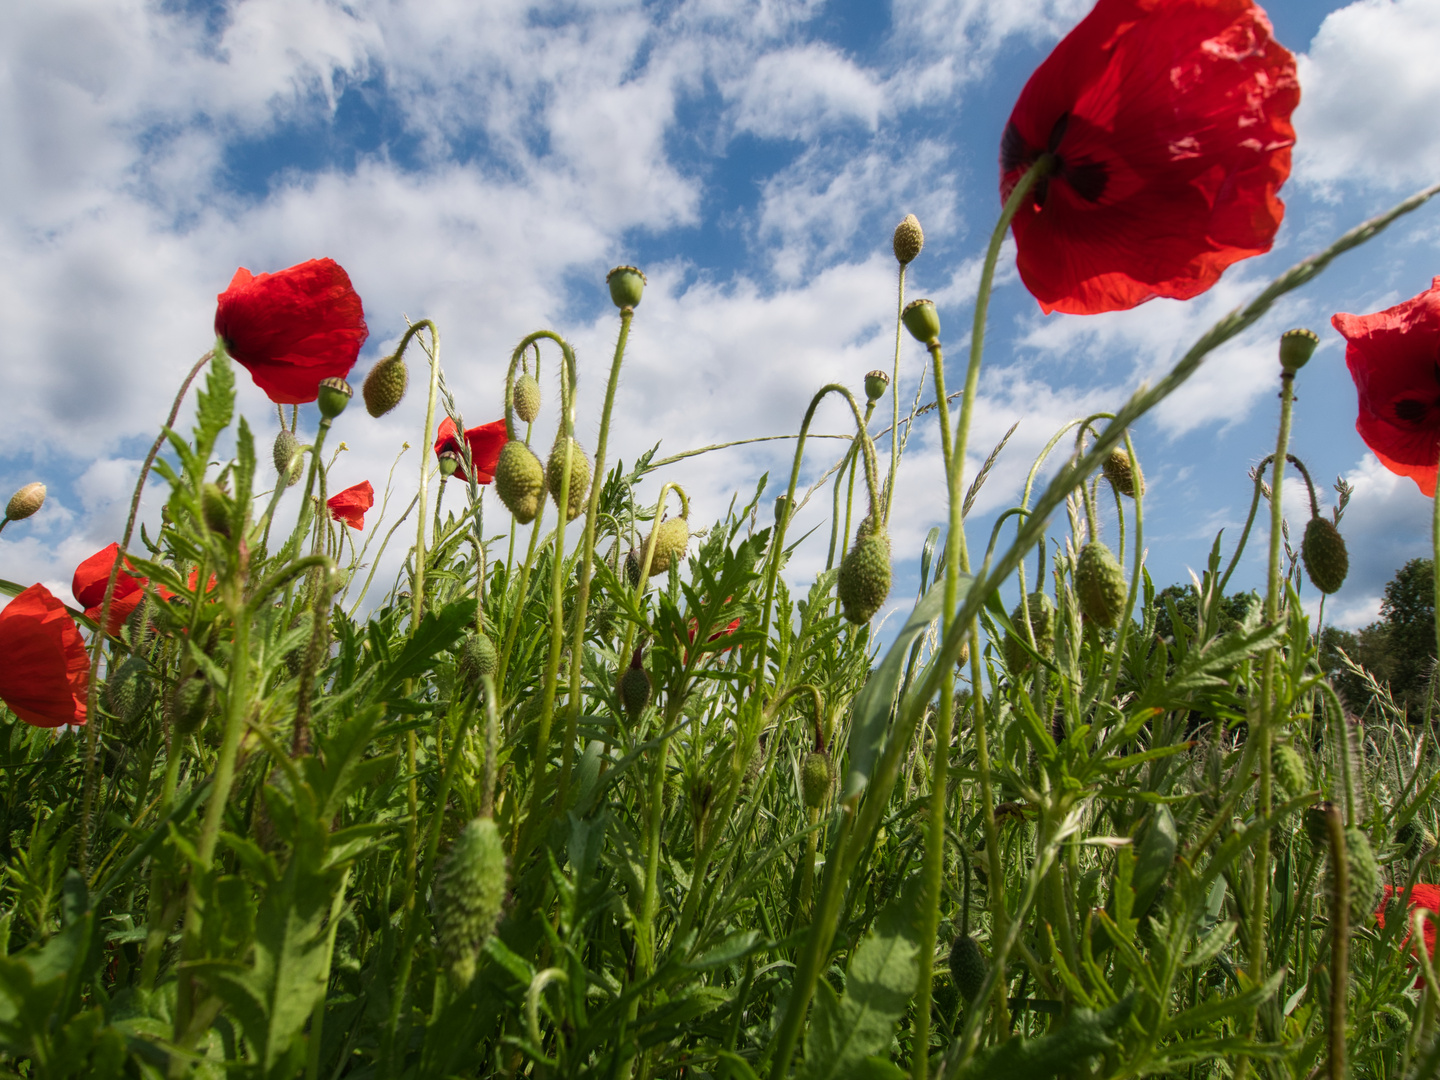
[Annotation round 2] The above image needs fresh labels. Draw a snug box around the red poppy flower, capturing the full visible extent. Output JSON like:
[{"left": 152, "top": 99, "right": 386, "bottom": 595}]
[
  {"left": 1001, "top": 0, "right": 1299, "bottom": 315},
  {"left": 328, "top": 480, "right": 375, "bottom": 530},
  {"left": 685, "top": 599, "right": 742, "bottom": 662},
  {"left": 1377, "top": 883, "right": 1440, "bottom": 986},
  {"left": 214, "top": 258, "right": 369, "bottom": 405},
  {"left": 72, "top": 543, "right": 165, "bottom": 633},
  {"left": 433, "top": 417, "right": 508, "bottom": 484},
  {"left": 1333, "top": 279, "right": 1440, "bottom": 497},
  {"left": 0, "top": 584, "right": 89, "bottom": 727}
]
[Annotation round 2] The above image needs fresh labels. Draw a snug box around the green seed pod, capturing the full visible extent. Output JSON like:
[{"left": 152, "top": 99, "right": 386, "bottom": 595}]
[
  {"left": 1274, "top": 744, "right": 1309, "bottom": 800},
  {"left": 5, "top": 482, "right": 45, "bottom": 522},
  {"left": 513, "top": 374, "right": 542, "bottom": 424},
  {"left": 617, "top": 649, "right": 651, "bottom": 719},
  {"left": 1279, "top": 328, "right": 1320, "bottom": 374},
  {"left": 170, "top": 673, "right": 213, "bottom": 737},
  {"left": 546, "top": 435, "right": 591, "bottom": 522},
  {"left": 201, "top": 483, "right": 233, "bottom": 538},
  {"left": 1074, "top": 542, "right": 1127, "bottom": 628},
  {"left": 1102, "top": 447, "right": 1142, "bottom": 498},
  {"left": 434, "top": 817, "right": 508, "bottom": 986},
  {"left": 316, "top": 376, "right": 353, "bottom": 420},
  {"left": 837, "top": 531, "right": 892, "bottom": 625},
  {"left": 948, "top": 934, "right": 987, "bottom": 1004},
  {"left": 1345, "top": 828, "right": 1382, "bottom": 923},
  {"left": 864, "top": 369, "right": 890, "bottom": 403},
  {"left": 457, "top": 632, "right": 498, "bottom": 693},
  {"left": 438, "top": 450, "right": 463, "bottom": 478},
  {"left": 495, "top": 441, "right": 547, "bottom": 524},
  {"left": 774, "top": 494, "right": 792, "bottom": 526},
  {"left": 893, "top": 214, "right": 924, "bottom": 266},
  {"left": 642, "top": 518, "right": 690, "bottom": 577},
  {"left": 902, "top": 298, "right": 940, "bottom": 345},
  {"left": 607, "top": 265, "right": 646, "bottom": 309},
  {"left": 362, "top": 354, "right": 409, "bottom": 417},
  {"left": 106, "top": 655, "right": 154, "bottom": 725},
  {"left": 1003, "top": 591, "right": 1055, "bottom": 674},
  {"left": 801, "top": 751, "right": 831, "bottom": 810},
  {"left": 1301, "top": 517, "right": 1348, "bottom": 595},
  {"left": 273, "top": 430, "right": 302, "bottom": 488}
]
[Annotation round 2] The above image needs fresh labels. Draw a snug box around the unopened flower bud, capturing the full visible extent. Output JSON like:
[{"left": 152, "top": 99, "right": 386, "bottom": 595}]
[
  {"left": 801, "top": 750, "right": 832, "bottom": 810},
  {"left": 1345, "top": 828, "right": 1381, "bottom": 923},
  {"left": 546, "top": 435, "right": 592, "bottom": 522},
  {"left": 202, "top": 482, "right": 233, "bottom": 538},
  {"left": 642, "top": 517, "right": 690, "bottom": 576},
  {"left": 948, "top": 934, "right": 987, "bottom": 1004},
  {"left": 617, "top": 648, "right": 651, "bottom": 719},
  {"left": 892, "top": 214, "right": 924, "bottom": 265},
  {"left": 1075, "top": 541, "right": 1126, "bottom": 628},
  {"left": 362, "top": 354, "right": 409, "bottom": 417},
  {"left": 317, "top": 377, "right": 353, "bottom": 419},
  {"left": 1301, "top": 517, "right": 1348, "bottom": 595},
  {"left": 438, "top": 450, "right": 463, "bottom": 478},
  {"left": 864, "top": 369, "right": 890, "bottom": 403},
  {"left": 514, "top": 374, "right": 542, "bottom": 424},
  {"left": 1102, "top": 447, "right": 1142, "bottom": 498},
  {"left": 902, "top": 299, "right": 940, "bottom": 345},
  {"left": 837, "top": 530, "right": 892, "bottom": 624},
  {"left": 607, "top": 265, "right": 646, "bottom": 310},
  {"left": 1279, "top": 328, "right": 1319, "bottom": 374},
  {"left": 5, "top": 482, "right": 45, "bottom": 522},
  {"left": 495, "top": 441, "right": 546, "bottom": 524},
  {"left": 435, "top": 817, "right": 508, "bottom": 986},
  {"left": 273, "top": 430, "right": 302, "bottom": 488},
  {"left": 457, "top": 631, "right": 498, "bottom": 692}
]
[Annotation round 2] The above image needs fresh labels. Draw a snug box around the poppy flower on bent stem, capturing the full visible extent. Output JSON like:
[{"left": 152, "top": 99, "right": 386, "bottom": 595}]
[
  {"left": 1334, "top": 279, "right": 1440, "bottom": 497},
  {"left": 72, "top": 543, "right": 171, "bottom": 634},
  {"left": 1376, "top": 883, "right": 1440, "bottom": 986},
  {"left": 214, "top": 258, "right": 369, "bottom": 405},
  {"left": 0, "top": 584, "right": 90, "bottom": 727},
  {"left": 328, "top": 481, "right": 375, "bottom": 530},
  {"left": 1000, "top": 0, "right": 1299, "bottom": 315},
  {"left": 434, "top": 417, "right": 508, "bottom": 484}
]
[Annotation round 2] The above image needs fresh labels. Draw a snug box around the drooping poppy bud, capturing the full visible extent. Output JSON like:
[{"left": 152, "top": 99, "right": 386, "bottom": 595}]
[
  {"left": 170, "top": 672, "right": 214, "bottom": 736},
  {"left": 1301, "top": 517, "right": 1348, "bottom": 595},
  {"left": 617, "top": 648, "right": 651, "bottom": 719},
  {"left": 902, "top": 299, "right": 940, "bottom": 345},
  {"left": 202, "top": 483, "right": 234, "bottom": 538},
  {"left": 362, "top": 353, "right": 409, "bottom": 417},
  {"left": 606, "top": 265, "right": 646, "bottom": 310},
  {"left": 5, "top": 482, "right": 45, "bottom": 522},
  {"left": 1075, "top": 542, "right": 1127, "bottom": 628},
  {"left": 642, "top": 517, "right": 690, "bottom": 577},
  {"left": 1345, "top": 828, "right": 1382, "bottom": 923},
  {"left": 837, "top": 531, "right": 892, "bottom": 625},
  {"left": 514, "top": 374, "right": 542, "bottom": 424},
  {"left": 801, "top": 750, "right": 831, "bottom": 810},
  {"left": 1279, "top": 328, "right": 1320, "bottom": 375},
  {"left": 892, "top": 214, "right": 924, "bottom": 265},
  {"left": 273, "top": 430, "right": 303, "bottom": 488},
  {"left": 434, "top": 817, "right": 508, "bottom": 986},
  {"left": 1274, "top": 744, "right": 1309, "bottom": 800},
  {"left": 495, "top": 441, "right": 547, "bottom": 524},
  {"left": 948, "top": 934, "right": 988, "bottom": 1004},
  {"left": 546, "top": 435, "right": 592, "bottom": 522},
  {"left": 1102, "top": 448, "right": 1142, "bottom": 498},
  {"left": 1003, "top": 591, "right": 1055, "bottom": 674},
  {"left": 457, "top": 632, "right": 498, "bottom": 693},
  {"left": 317, "top": 376, "right": 353, "bottom": 419},
  {"left": 106, "top": 655, "right": 155, "bottom": 727}
]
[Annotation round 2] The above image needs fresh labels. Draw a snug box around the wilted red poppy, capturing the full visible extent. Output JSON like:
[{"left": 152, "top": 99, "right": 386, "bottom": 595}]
[
  {"left": 214, "top": 258, "right": 369, "bottom": 405},
  {"left": 1377, "top": 883, "right": 1440, "bottom": 986},
  {"left": 1334, "top": 279, "right": 1440, "bottom": 497},
  {"left": 0, "top": 584, "right": 89, "bottom": 727},
  {"left": 434, "top": 417, "right": 508, "bottom": 484},
  {"left": 328, "top": 481, "right": 375, "bottom": 530},
  {"left": 1001, "top": 0, "right": 1299, "bottom": 315},
  {"left": 72, "top": 543, "right": 163, "bottom": 633}
]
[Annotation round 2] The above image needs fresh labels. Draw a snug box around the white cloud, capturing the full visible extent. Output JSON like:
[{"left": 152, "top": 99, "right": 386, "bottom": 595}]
[{"left": 731, "top": 45, "right": 884, "bottom": 140}]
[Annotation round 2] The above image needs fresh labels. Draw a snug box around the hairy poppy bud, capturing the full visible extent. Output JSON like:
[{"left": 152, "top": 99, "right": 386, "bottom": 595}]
[
  {"left": 643, "top": 517, "right": 690, "bottom": 576},
  {"left": 617, "top": 648, "right": 651, "bottom": 719},
  {"left": 5, "top": 482, "right": 45, "bottom": 522},
  {"left": 902, "top": 299, "right": 940, "bottom": 345},
  {"left": 1396, "top": 819, "right": 1434, "bottom": 861},
  {"left": 514, "top": 374, "right": 542, "bottom": 424},
  {"left": 495, "top": 441, "right": 546, "bottom": 524},
  {"left": 864, "top": 369, "right": 890, "bottom": 403},
  {"left": 1075, "top": 542, "right": 1127, "bottom": 628},
  {"left": 106, "top": 654, "right": 154, "bottom": 726},
  {"left": 457, "top": 632, "right": 498, "bottom": 692},
  {"left": 948, "top": 934, "right": 987, "bottom": 1004},
  {"left": 1304, "top": 801, "right": 1333, "bottom": 849},
  {"left": 837, "top": 531, "right": 892, "bottom": 624},
  {"left": 1345, "top": 828, "right": 1381, "bottom": 923},
  {"left": 202, "top": 483, "right": 233, "bottom": 538},
  {"left": 170, "top": 672, "right": 214, "bottom": 736},
  {"left": 316, "top": 376, "right": 353, "bottom": 420},
  {"left": 1279, "top": 328, "right": 1319, "bottom": 374},
  {"left": 624, "top": 548, "right": 642, "bottom": 589},
  {"left": 1003, "top": 591, "right": 1055, "bottom": 674},
  {"left": 893, "top": 214, "right": 924, "bottom": 265},
  {"left": 1274, "top": 744, "right": 1309, "bottom": 800},
  {"left": 438, "top": 450, "right": 463, "bottom": 478},
  {"left": 273, "top": 430, "right": 302, "bottom": 488},
  {"left": 362, "top": 354, "right": 408, "bottom": 417},
  {"left": 1102, "top": 447, "right": 1142, "bottom": 498},
  {"left": 607, "top": 265, "right": 646, "bottom": 310},
  {"left": 435, "top": 817, "right": 508, "bottom": 986},
  {"left": 801, "top": 750, "right": 831, "bottom": 810},
  {"left": 1301, "top": 517, "right": 1348, "bottom": 594},
  {"left": 546, "top": 435, "right": 591, "bottom": 522}
]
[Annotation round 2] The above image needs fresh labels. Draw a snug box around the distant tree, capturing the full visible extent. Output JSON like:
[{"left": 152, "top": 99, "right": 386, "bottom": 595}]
[
  {"left": 1153, "top": 584, "right": 1261, "bottom": 644},
  {"left": 1319, "top": 558, "right": 1435, "bottom": 717}
]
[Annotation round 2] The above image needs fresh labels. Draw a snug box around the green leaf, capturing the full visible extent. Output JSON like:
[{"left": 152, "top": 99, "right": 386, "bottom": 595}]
[
  {"left": 193, "top": 349, "right": 234, "bottom": 466},
  {"left": 956, "top": 994, "right": 1134, "bottom": 1080}
]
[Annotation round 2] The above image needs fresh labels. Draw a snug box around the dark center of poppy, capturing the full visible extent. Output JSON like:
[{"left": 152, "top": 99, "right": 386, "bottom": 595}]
[{"left": 1002, "top": 113, "right": 1109, "bottom": 209}]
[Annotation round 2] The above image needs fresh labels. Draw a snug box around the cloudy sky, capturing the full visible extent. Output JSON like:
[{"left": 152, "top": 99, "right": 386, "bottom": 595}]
[{"left": 3, "top": 0, "right": 1439, "bottom": 635}]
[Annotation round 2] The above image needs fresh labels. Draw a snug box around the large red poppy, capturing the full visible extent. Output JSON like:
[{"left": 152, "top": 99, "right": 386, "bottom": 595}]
[
  {"left": 1001, "top": 0, "right": 1299, "bottom": 315},
  {"left": 214, "top": 258, "right": 369, "bottom": 405},
  {"left": 328, "top": 481, "right": 375, "bottom": 530},
  {"left": 1377, "top": 883, "right": 1440, "bottom": 986},
  {"left": 1334, "top": 280, "right": 1440, "bottom": 497},
  {"left": 433, "top": 417, "right": 508, "bottom": 484},
  {"left": 0, "top": 584, "right": 90, "bottom": 727},
  {"left": 72, "top": 543, "right": 163, "bottom": 633}
]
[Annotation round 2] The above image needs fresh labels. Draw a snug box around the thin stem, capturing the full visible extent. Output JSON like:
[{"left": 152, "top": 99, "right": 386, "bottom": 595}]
[{"left": 886, "top": 263, "right": 907, "bottom": 525}]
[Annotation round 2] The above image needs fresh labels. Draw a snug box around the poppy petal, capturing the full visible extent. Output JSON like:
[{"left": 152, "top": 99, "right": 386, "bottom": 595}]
[
  {"left": 327, "top": 480, "right": 376, "bottom": 530},
  {"left": 0, "top": 584, "right": 89, "bottom": 728},
  {"left": 433, "top": 417, "right": 508, "bottom": 484}
]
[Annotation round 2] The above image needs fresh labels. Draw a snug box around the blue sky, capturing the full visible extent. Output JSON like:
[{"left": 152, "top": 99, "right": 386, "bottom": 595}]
[{"left": 3, "top": 0, "right": 1440, "bottom": 633}]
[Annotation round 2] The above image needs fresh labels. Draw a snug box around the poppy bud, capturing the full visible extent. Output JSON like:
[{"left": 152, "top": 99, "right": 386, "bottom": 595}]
[
  {"left": 607, "top": 265, "right": 646, "bottom": 310},
  {"left": 801, "top": 750, "right": 831, "bottom": 810},
  {"left": 272, "top": 430, "right": 303, "bottom": 488},
  {"left": 837, "top": 531, "right": 892, "bottom": 624},
  {"left": 774, "top": 494, "right": 792, "bottom": 525},
  {"left": 202, "top": 483, "right": 233, "bottom": 538},
  {"left": 438, "top": 450, "right": 463, "bottom": 478},
  {"left": 1301, "top": 517, "right": 1348, "bottom": 594},
  {"left": 948, "top": 934, "right": 987, "bottom": 1004},
  {"left": 106, "top": 654, "right": 154, "bottom": 726},
  {"left": 434, "top": 817, "right": 508, "bottom": 986},
  {"left": 546, "top": 436, "right": 592, "bottom": 522},
  {"left": 1274, "top": 744, "right": 1309, "bottom": 800},
  {"left": 514, "top": 374, "right": 542, "bottom": 424},
  {"left": 5, "top": 482, "right": 45, "bottom": 522},
  {"left": 316, "top": 376, "right": 353, "bottom": 419},
  {"left": 495, "top": 441, "right": 547, "bottom": 524},
  {"left": 1396, "top": 819, "right": 1435, "bottom": 860},
  {"left": 642, "top": 517, "right": 690, "bottom": 576},
  {"left": 624, "top": 548, "right": 642, "bottom": 589},
  {"left": 902, "top": 299, "right": 940, "bottom": 345},
  {"left": 864, "top": 369, "right": 890, "bottom": 403},
  {"left": 1102, "top": 447, "right": 1142, "bottom": 498},
  {"left": 1304, "top": 802, "right": 1333, "bottom": 849},
  {"left": 1075, "top": 542, "right": 1127, "bottom": 628},
  {"left": 1003, "top": 591, "right": 1055, "bottom": 674},
  {"left": 893, "top": 214, "right": 924, "bottom": 265},
  {"left": 1279, "top": 328, "right": 1319, "bottom": 374},
  {"left": 1345, "top": 828, "right": 1381, "bottom": 923},
  {"left": 362, "top": 354, "right": 409, "bottom": 417},
  {"left": 170, "top": 672, "right": 214, "bottom": 736},
  {"left": 457, "top": 632, "right": 498, "bottom": 692},
  {"left": 617, "top": 648, "right": 651, "bottom": 719}
]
